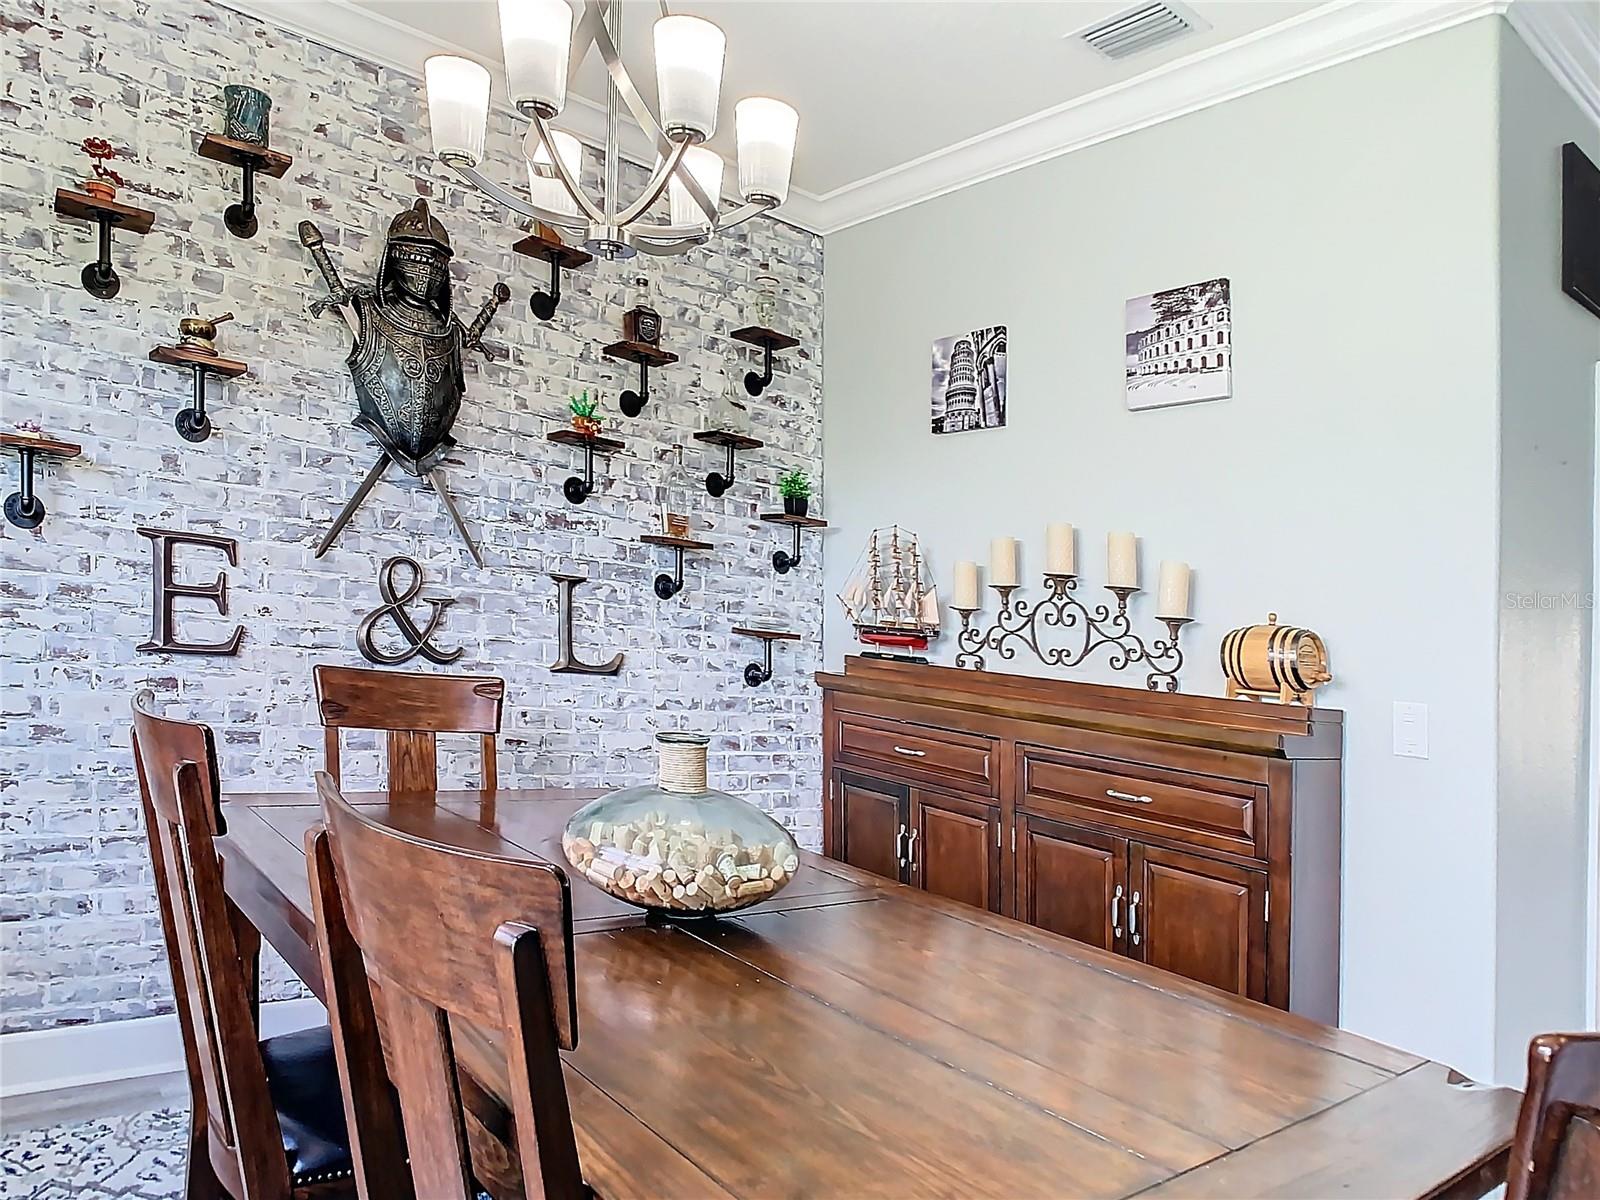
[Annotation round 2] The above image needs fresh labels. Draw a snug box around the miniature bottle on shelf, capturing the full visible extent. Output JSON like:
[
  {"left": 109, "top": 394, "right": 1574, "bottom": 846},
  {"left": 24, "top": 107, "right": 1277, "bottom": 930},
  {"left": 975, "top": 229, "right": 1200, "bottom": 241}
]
[
  {"left": 657, "top": 443, "right": 692, "bottom": 539},
  {"left": 707, "top": 371, "right": 752, "bottom": 435},
  {"left": 624, "top": 264, "right": 661, "bottom": 346},
  {"left": 753, "top": 260, "right": 779, "bottom": 328}
]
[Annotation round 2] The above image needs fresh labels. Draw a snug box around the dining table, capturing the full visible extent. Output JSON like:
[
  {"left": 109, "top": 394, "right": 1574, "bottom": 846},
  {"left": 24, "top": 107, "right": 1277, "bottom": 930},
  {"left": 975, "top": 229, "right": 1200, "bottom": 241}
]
[{"left": 217, "top": 786, "right": 1520, "bottom": 1200}]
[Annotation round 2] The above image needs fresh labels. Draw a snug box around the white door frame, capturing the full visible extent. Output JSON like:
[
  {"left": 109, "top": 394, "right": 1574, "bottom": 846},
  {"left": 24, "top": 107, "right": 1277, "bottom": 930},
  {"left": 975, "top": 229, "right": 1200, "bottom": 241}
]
[{"left": 1589, "top": 362, "right": 1600, "bottom": 1028}]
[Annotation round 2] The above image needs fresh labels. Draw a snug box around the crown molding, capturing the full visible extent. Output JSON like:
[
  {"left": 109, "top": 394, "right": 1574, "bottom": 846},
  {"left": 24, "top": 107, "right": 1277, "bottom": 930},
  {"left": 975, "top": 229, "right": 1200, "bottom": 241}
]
[
  {"left": 216, "top": 0, "right": 1594, "bottom": 240},
  {"left": 215, "top": 0, "right": 830, "bottom": 234},
  {"left": 808, "top": 0, "right": 1509, "bottom": 234},
  {"left": 1505, "top": 0, "right": 1600, "bottom": 122}
]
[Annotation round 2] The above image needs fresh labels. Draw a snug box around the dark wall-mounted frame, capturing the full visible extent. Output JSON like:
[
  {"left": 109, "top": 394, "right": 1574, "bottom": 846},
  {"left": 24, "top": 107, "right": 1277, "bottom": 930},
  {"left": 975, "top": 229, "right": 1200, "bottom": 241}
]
[
  {"left": 1562, "top": 142, "right": 1600, "bottom": 320},
  {"left": 54, "top": 188, "right": 155, "bottom": 300},
  {"left": 3, "top": 433, "right": 81, "bottom": 530}
]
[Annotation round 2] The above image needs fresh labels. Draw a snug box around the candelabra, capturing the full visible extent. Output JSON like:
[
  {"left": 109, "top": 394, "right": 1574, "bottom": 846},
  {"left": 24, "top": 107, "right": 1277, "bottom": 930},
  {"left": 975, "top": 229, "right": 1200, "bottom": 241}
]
[{"left": 952, "top": 574, "right": 1192, "bottom": 691}]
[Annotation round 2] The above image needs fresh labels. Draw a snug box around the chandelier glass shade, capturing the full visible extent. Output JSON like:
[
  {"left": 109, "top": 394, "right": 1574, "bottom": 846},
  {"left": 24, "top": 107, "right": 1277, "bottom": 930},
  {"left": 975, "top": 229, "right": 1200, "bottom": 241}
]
[{"left": 424, "top": 0, "right": 799, "bottom": 260}]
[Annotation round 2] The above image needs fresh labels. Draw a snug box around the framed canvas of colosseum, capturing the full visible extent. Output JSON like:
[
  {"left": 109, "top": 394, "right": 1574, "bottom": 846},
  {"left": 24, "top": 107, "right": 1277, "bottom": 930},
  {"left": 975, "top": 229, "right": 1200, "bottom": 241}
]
[
  {"left": 931, "top": 326, "right": 1007, "bottom": 434},
  {"left": 1125, "top": 279, "right": 1232, "bottom": 411}
]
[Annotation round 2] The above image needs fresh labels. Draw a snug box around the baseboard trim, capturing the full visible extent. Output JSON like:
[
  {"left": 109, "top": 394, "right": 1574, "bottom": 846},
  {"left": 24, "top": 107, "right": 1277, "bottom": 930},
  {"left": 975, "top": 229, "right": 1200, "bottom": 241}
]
[{"left": 0, "top": 998, "right": 326, "bottom": 1099}]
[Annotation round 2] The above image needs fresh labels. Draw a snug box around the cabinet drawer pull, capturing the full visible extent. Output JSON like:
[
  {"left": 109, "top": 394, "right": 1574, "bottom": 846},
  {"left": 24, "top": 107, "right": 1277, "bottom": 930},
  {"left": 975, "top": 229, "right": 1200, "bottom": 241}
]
[
  {"left": 892, "top": 746, "right": 928, "bottom": 757},
  {"left": 1110, "top": 883, "right": 1124, "bottom": 938},
  {"left": 907, "top": 828, "right": 919, "bottom": 868},
  {"left": 895, "top": 823, "right": 908, "bottom": 869},
  {"left": 1129, "top": 890, "right": 1141, "bottom": 946},
  {"left": 1106, "top": 788, "right": 1154, "bottom": 804}
]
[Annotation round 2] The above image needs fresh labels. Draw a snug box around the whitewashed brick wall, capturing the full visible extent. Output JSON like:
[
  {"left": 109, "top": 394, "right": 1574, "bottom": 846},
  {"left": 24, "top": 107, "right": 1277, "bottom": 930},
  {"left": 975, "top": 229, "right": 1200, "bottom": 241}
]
[{"left": 0, "top": 0, "right": 824, "bottom": 1033}]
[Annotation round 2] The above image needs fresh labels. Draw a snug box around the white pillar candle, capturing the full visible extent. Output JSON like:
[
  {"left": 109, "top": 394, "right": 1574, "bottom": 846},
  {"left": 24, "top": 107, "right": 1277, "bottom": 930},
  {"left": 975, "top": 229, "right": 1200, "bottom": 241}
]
[
  {"left": 989, "top": 538, "right": 1019, "bottom": 588},
  {"left": 1156, "top": 560, "right": 1191, "bottom": 618},
  {"left": 953, "top": 560, "right": 979, "bottom": 610},
  {"left": 1045, "top": 523, "right": 1075, "bottom": 576},
  {"left": 1107, "top": 532, "right": 1138, "bottom": 589}
]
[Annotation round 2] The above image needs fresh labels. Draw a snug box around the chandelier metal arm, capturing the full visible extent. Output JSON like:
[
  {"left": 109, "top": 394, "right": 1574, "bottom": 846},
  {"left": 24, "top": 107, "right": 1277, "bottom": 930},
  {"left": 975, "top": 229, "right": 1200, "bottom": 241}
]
[
  {"left": 628, "top": 199, "right": 775, "bottom": 242},
  {"left": 448, "top": 158, "right": 589, "bottom": 233},
  {"left": 614, "top": 136, "right": 691, "bottom": 227},
  {"left": 526, "top": 114, "right": 609, "bottom": 226}
]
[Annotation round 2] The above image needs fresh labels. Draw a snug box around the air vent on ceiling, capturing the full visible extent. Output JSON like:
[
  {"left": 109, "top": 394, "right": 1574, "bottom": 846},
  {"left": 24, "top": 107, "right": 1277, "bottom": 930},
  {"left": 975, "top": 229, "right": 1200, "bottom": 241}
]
[{"left": 1077, "top": 2, "right": 1204, "bottom": 62}]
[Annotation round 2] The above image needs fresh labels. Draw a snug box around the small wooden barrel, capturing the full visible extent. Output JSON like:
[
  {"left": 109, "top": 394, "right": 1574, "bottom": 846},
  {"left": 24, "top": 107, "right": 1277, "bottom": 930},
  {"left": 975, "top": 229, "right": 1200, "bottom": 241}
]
[{"left": 1220, "top": 613, "right": 1331, "bottom": 704}]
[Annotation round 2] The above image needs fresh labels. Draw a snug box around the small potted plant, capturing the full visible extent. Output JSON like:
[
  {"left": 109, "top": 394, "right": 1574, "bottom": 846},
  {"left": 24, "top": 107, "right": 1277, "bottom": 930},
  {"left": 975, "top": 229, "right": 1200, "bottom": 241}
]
[
  {"left": 80, "top": 137, "right": 126, "bottom": 201},
  {"left": 569, "top": 391, "right": 603, "bottom": 438},
  {"left": 778, "top": 468, "right": 812, "bottom": 517}
]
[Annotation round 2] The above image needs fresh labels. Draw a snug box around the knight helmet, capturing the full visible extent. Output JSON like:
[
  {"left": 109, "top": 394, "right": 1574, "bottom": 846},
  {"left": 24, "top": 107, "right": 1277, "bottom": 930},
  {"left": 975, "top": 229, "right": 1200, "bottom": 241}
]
[{"left": 378, "top": 198, "right": 454, "bottom": 315}]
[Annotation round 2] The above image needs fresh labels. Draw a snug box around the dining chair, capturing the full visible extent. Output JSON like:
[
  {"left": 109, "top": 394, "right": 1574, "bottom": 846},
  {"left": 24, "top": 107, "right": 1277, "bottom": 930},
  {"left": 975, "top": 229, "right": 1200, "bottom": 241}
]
[
  {"left": 130, "top": 691, "right": 355, "bottom": 1200},
  {"left": 309, "top": 770, "right": 586, "bottom": 1200},
  {"left": 312, "top": 665, "right": 505, "bottom": 792},
  {"left": 1506, "top": 1031, "right": 1600, "bottom": 1200}
]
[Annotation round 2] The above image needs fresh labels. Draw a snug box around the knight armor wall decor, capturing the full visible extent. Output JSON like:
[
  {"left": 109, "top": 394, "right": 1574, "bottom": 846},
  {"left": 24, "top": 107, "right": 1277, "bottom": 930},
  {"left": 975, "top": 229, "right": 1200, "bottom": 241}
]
[{"left": 300, "top": 199, "right": 510, "bottom": 566}]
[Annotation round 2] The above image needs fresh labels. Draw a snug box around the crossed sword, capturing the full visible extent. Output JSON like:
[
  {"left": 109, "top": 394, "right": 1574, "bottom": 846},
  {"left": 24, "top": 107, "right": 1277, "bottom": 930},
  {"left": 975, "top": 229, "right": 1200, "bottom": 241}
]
[{"left": 300, "top": 220, "right": 507, "bottom": 568}]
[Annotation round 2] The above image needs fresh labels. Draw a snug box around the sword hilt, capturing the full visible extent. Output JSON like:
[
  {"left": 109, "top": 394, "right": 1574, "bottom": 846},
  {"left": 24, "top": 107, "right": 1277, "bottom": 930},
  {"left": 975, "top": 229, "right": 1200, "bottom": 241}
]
[
  {"left": 464, "top": 282, "right": 511, "bottom": 357},
  {"left": 299, "top": 220, "right": 355, "bottom": 319}
]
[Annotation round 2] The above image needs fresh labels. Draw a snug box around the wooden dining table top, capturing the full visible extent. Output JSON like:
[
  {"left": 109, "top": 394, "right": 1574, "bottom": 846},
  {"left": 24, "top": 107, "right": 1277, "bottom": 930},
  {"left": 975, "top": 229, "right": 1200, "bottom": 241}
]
[{"left": 217, "top": 787, "right": 1519, "bottom": 1200}]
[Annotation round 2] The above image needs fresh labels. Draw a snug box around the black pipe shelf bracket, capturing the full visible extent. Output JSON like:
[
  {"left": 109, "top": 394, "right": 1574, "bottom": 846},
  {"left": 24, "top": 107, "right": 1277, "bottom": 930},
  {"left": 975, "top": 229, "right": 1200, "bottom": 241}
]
[
  {"left": 148, "top": 345, "right": 249, "bottom": 443},
  {"left": 2, "top": 432, "right": 81, "bottom": 530},
  {"left": 197, "top": 135, "right": 292, "bottom": 240},
  {"left": 734, "top": 626, "right": 800, "bottom": 687},
  {"left": 731, "top": 326, "right": 800, "bottom": 398},
  {"left": 547, "top": 428, "right": 625, "bottom": 505},
  {"left": 512, "top": 227, "right": 594, "bottom": 321},
  {"left": 759, "top": 512, "right": 828, "bottom": 574},
  {"left": 693, "top": 430, "right": 764, "bottom": 498},
  {"left": 604, "top": 339, "right": 678, "bottom": 419},
  {"left": 640, "top": 533, "right": 714, "bottom": 600},
  {"left": 54, "top": 188, "right": 156, "bottom": 300}
]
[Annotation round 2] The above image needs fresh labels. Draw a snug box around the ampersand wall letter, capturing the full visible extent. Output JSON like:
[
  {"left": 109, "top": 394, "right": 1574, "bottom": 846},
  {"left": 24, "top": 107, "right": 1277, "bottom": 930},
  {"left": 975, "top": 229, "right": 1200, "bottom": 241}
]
[{"left": 356, "top": 555, "right": 463, "bottom": 666}]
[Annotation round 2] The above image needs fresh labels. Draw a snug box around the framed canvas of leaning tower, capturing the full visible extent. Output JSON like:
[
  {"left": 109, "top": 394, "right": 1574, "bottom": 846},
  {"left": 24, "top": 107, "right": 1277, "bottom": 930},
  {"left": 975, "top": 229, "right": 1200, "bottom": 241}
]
[{"left": 931, "top": 325, "right": 1007, "bottom": 434}]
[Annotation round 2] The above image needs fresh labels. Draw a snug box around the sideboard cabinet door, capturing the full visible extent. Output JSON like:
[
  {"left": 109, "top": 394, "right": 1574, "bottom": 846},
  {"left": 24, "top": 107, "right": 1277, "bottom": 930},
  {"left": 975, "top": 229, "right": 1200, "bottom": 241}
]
[
  {"left": 909, "top": 790, "right": 1000, "bottom": 912},
  {"left": 1130, "top": 843, "right": 1267, "bottom": 1003},
  {"left": 1015, "top": 815, "right": 1127, "bottom": 954},
  {"left": 835, "top": 771, "right": 908, "bottom": 883}
]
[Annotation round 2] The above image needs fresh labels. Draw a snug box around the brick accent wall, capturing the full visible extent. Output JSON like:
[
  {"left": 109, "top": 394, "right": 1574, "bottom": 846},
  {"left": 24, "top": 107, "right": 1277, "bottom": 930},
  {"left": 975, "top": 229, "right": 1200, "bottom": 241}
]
[{"left": 1, "top": 0, "right": 823, "bottom": 1033}]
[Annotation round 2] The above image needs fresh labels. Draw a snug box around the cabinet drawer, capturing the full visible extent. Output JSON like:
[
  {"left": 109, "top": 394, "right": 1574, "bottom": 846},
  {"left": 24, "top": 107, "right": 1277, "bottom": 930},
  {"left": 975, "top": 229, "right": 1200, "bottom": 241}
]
[
  {"left": 1019, "top": 748, "right": 1261, "bottom": 857},
  {"left": 835, "top": 715, "right": 995, "bottom": 795}
]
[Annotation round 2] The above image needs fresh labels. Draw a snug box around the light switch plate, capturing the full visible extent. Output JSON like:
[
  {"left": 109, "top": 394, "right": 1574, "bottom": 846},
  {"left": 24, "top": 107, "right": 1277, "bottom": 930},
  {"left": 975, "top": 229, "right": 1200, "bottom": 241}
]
[{"left": 1393, "top": 701, "right": 1429, "bottom": 759}]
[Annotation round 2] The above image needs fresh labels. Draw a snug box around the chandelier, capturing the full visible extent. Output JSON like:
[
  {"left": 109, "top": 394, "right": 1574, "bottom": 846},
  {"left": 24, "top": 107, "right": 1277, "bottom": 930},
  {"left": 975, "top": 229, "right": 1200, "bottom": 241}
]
[{"left": 424, "top": 0, "right": 799, "bottom": 261}]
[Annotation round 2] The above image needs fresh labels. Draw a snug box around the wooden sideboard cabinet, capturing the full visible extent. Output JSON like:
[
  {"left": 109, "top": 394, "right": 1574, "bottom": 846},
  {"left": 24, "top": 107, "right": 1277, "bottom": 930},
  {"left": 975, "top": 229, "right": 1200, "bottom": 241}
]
[{"left": 819, "top": 657, "right": 1343, "bottom": 1022}]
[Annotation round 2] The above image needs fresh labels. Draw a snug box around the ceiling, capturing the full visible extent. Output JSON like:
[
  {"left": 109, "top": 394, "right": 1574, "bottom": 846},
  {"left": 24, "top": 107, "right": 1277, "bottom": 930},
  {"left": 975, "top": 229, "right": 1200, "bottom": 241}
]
[
  {"left": 347, "top": 0, "right": 1320, "bottom": 197},
  {"left": 234, "top": 0, "right": 1598, "bottom": 232}
]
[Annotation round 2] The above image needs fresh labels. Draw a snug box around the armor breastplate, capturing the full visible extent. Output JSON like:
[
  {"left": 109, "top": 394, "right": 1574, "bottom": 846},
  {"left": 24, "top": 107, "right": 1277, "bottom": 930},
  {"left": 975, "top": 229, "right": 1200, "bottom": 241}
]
[{"left": 346, "top": 296, "right": 464, "bottom": 476}]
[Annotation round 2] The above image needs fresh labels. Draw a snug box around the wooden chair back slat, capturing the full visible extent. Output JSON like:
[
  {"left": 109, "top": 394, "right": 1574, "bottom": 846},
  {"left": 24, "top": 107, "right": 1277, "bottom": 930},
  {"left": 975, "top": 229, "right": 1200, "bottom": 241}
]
[
  {"left": 1508, "top": 1031, "right": 1600, "bottom": 1200},
  {"left": 132, "top": 692, "right": 292, "bottom": 1199},
  {"left": 313, "top": 773, "right": 583, "bottom": 1200},
  {"left": 314, "top": 665, "right": 504, "bottom": 792}
]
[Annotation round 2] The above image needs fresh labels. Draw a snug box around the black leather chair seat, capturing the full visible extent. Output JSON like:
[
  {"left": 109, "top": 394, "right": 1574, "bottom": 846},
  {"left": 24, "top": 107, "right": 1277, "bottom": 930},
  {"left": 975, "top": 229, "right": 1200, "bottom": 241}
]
[{"left": 259, "top": 1025, "right": 354, "bottom": 1187}]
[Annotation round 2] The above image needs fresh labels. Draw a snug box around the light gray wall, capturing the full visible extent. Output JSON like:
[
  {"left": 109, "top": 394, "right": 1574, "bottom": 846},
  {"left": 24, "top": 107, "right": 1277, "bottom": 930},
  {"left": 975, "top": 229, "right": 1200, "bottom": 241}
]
[
  {"left": 824, "top": 20, "right": 1506, "bottom": 1079},
  {"left": 1494, "top": 29, "right": 1600, "bottom": 1082}
]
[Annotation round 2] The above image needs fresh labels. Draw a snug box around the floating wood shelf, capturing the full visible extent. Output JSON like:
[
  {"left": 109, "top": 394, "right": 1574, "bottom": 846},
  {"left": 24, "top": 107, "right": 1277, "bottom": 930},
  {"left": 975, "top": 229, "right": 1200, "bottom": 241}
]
[
  {"left": 513, "top": 227, "right": 594, "bottom": 320},
  {"left": 734, "top": 624, "right": 801, "bottom": 687},
  {"left": 640, "top": 533, "right": 714, "bottom": 601},
  {"left": 547, "top": 428, "right": 625, "bottom": 504},
  {"left": 731, "top": 325, "right": 800, "bottom": 397},
  {"left": 759, "top": 512, "right": 827, "bottom": 574},
  {"left": 604, "top": 339, "right": 678, "bottom": 418},
  {"left": 197, "top": 134, "right": 293, "bottom": 240},
  {"left": 693, "top": 429, "right": 764, "bottom": 498},
  {"left": 149, "top": 345, "right": 249, "bottom": 443},
  {"left": 54, "top": 188, "right": 155, "bottom": 299},
  {"left": 2, "top": 431, "right": 81, "bottom": 530}
]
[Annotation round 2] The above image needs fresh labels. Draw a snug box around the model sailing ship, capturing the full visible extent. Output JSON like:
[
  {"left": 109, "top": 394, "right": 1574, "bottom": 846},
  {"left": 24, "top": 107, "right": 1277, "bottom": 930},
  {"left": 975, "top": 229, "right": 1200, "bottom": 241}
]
[{"left": 838, "top": 526, "right": 941, "bottom": 652}]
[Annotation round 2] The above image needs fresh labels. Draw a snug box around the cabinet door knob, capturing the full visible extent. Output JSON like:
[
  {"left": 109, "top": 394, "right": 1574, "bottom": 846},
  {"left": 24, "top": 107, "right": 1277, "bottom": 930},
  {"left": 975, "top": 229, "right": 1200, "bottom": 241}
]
[
  {"left": 1129, "top": 890, "right": 1141, "bottom": 946},
  {"left": 1106, "top": 788, "right": 1153, "bottom": 804},
  {"left": 892, "top": 746, "right": 927, "bottom": 758},
  {"left": 1110, "top": 883, "right": 1124, "bottom": 938}
]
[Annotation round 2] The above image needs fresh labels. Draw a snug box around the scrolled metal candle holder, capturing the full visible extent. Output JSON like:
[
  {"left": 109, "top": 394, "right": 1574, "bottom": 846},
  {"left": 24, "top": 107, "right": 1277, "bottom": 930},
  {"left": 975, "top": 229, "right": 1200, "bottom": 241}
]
[{"left": 953, "top": 574, "right": 1192, "bottom": 692}]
